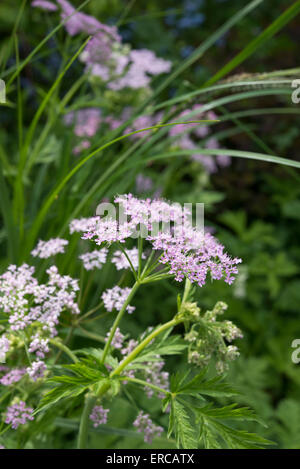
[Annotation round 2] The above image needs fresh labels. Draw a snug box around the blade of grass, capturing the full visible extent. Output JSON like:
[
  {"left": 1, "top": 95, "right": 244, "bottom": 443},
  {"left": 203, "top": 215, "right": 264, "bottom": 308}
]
[
  {"left": 134, "top": 148, "right": 300, "bottom": 170},
  {"left": 204, "top": 1, "right": 300, "bottom": 87},
  {"left": 0, "top": 0, "right": 27, "bottom": 74},
  {"left": 153, "top": 78, "right": 294, "bottom": 111},
  {"left": 13, "top": 37, "right": 90, "bottom": 240},
  {"left": 0, "top": 162, "right": 18, "bottom": 263},
  {"left": 144, "top": 0, "right": 264, "bottom": 103},
  {"left": 57, "top": 87, "right": 294, "bottom": 232}
]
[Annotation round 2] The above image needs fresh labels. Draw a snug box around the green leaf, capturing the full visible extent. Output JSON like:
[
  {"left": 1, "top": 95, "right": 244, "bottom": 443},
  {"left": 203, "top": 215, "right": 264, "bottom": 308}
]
[
  {"left": 170, "top": 399, "right": 198, "bottom": 449},
  {"left": 173, "top": 370, "right": 238, "bottom": 398},
  {"left": 204, "top": 1, "right": 300, "bottom": 87},
  {"left": 76, "top": 348, "right": 119, "bottom": 371},
  {"left": 36, "top": 383, "right": 88, "bottom": 414},
  {"left": 129, "top": 334, "right": 187, "bottom": 365},
  {"left": 194, "top": 404, "right": 273, "bottom": 449}
]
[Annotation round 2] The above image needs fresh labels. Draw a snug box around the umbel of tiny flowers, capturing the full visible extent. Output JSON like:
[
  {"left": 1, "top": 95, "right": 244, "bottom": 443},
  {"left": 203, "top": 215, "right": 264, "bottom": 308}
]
[
  {"left": 0, "top": 368, "right": 26, "bottom": 386},
  {"left": 5, "top": 401, "right": 34, "bottom": 430},
  {"left": 133, "top": 411, "right": 163, "bottom": 444},
  {"left": 0, "top": 263, "right": 80, "bottom": 393},
  {"left": 89, "top": 405, "right": 109, "bottom": 427},
  {"left": 81, "top": 194, "right": 242, "bottom": 288},
  {"left": 31, "top": 238, "right": 69, "bottom": 258}
]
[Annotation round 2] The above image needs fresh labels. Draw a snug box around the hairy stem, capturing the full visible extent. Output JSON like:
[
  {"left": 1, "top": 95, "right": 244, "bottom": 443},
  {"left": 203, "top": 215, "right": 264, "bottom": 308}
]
[
  {"left": 110, "top": 317, "right": 182, "bottom": 378},
  {"left": 101, "top": 280, "right": 141, "bottom": 364},
  {"left": 120, "top": 376, "right": 170, "bottom": 396}
]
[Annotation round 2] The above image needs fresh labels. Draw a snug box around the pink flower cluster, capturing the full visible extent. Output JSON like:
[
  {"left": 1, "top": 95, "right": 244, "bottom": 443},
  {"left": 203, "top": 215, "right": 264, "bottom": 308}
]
[
  {"left": 89, "top": 405, "right": 110, "bottom": 427},
  {"left": 133, "top": 411, "right": 163, "bottom": 444},
  {"left": 79, "top": 249, "right": 108, "bottom": 271},
  {"left": 26, "top": 360, "right": 47, "bottom": 381},
  {"left": 0, "top": 264, "right": 80, "bottom": 386},
  {"left": 69, "top": 216, "right": 100, "bottom": 234},
  {"left": 64, "top": 108, "right": 102, "bottom": 139},
  {"left": 111, "top": 247, "right": 145, "bottom": 271},
  {"left": 81, "top": 194, "right": 241, "bottom": 288},
  {"left": 0, "top": 264, "right": 79, "bottom": 335},
  {"left": 32, "top": 0, "right": 57, "bottom": 11},
  {"left": 31, "top": 238, "right": 69, "bottom": 258},
  {"left": 5, "top": 402, "right": 34, "bottom": 429},
  {"left": 144, "top": 360, "right": 169, "bottom": 399},
  {"left": 105, "top": 327, "right": 125, "bottom": 350},
  {"left": 102, "top": 286, "right": 135, "bottom": 314},
  {"left": 169, "top": 105, "right": 231, "bottom": 173},
  {"left": 32, "top": 0, "right": 172, "bottom": 154},
  {"left": 0, "top": 368, "right": 26, "bottom": 386}
]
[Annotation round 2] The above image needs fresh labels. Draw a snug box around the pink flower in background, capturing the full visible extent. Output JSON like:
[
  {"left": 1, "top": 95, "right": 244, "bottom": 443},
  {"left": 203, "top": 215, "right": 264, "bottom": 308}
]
[
  {"left": 5, "top": 402, "right": 34, "bottom": 429},
  {"left": 27, "top": 360, "right": 47, "bottom": 381},
  {"left": 133, "top": 411, "right": 163, "bottom": 444},
  {"left": 89, "top": 405, "right": 109, "bottom": 427},
  {"left": 105, "top": 327, "right": 125, "bottom": 350},
  {"left": 112, "top": 247, "right": 145, "bottom": 271},
  {"left": 0, "top": 368, "right": 26, "bottom": 386},
  {"left": 135, "top": 174, "right": 153, "bottom": 194},
  {"left": 56, "top": 0, "right": 119, "bottom": 37},
  {"left": 31, "top": 238, "right": 69, "bottom": 258},
  {"left": 69, "top": 216, "right": 100, "bottom": 234},
  {"left": 31, "top": 0, "right": 58, "bottom": 11},
  {"left": 0, "top": 264, "right": 79, "bottom": 336},
  {"left": 73, "top": 140, "right": 91, "bottom": 155},
  {"left": 129, "top": 49, "right": 171, "bottom": 75},
  {"left": 64, "top": 108, "right": 101, "bottom": 138},
  {"left": 79, "top": 249, "right": 108, "bottom": 270},
  {"left": 169, "top": 105, "right": 231, "bottom": 173}
]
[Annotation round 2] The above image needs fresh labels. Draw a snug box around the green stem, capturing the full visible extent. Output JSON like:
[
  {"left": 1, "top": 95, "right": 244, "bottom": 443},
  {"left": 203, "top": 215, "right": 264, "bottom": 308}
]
[
  {"left": 110, "top": 317, "right": 182, "bottom": 378},
  {"left": 50, "top": 339, "right": 78, "bottom": 363},
  {"left": 77, "top": 394, "right": 97, "bottom": 449},
  {"left": 117, "top": 242, "right": 138, "bottom": 280},
  {"left": 138, "top": 236, "right": 143, "bottom": 278},
  {"left": 101, "top": 280, "right": 141, "bottom": 364},
  {"left": 78, "top": 326, "right": 105, "bottom": 344},
  {"left": 120, "top": 376, "right": 170, "bottom": 396}
]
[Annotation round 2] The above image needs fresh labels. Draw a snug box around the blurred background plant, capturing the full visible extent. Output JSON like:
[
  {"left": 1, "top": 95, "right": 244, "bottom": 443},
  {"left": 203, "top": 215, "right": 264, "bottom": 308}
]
[{"left": 0, "top": 0, "right": 300, "bottom": 449}]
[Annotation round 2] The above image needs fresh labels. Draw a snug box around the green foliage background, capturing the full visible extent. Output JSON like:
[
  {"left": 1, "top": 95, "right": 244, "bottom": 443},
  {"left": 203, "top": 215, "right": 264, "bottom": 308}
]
[{"left": 0, "top": 0, "right": 300, "bottom": 449}]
